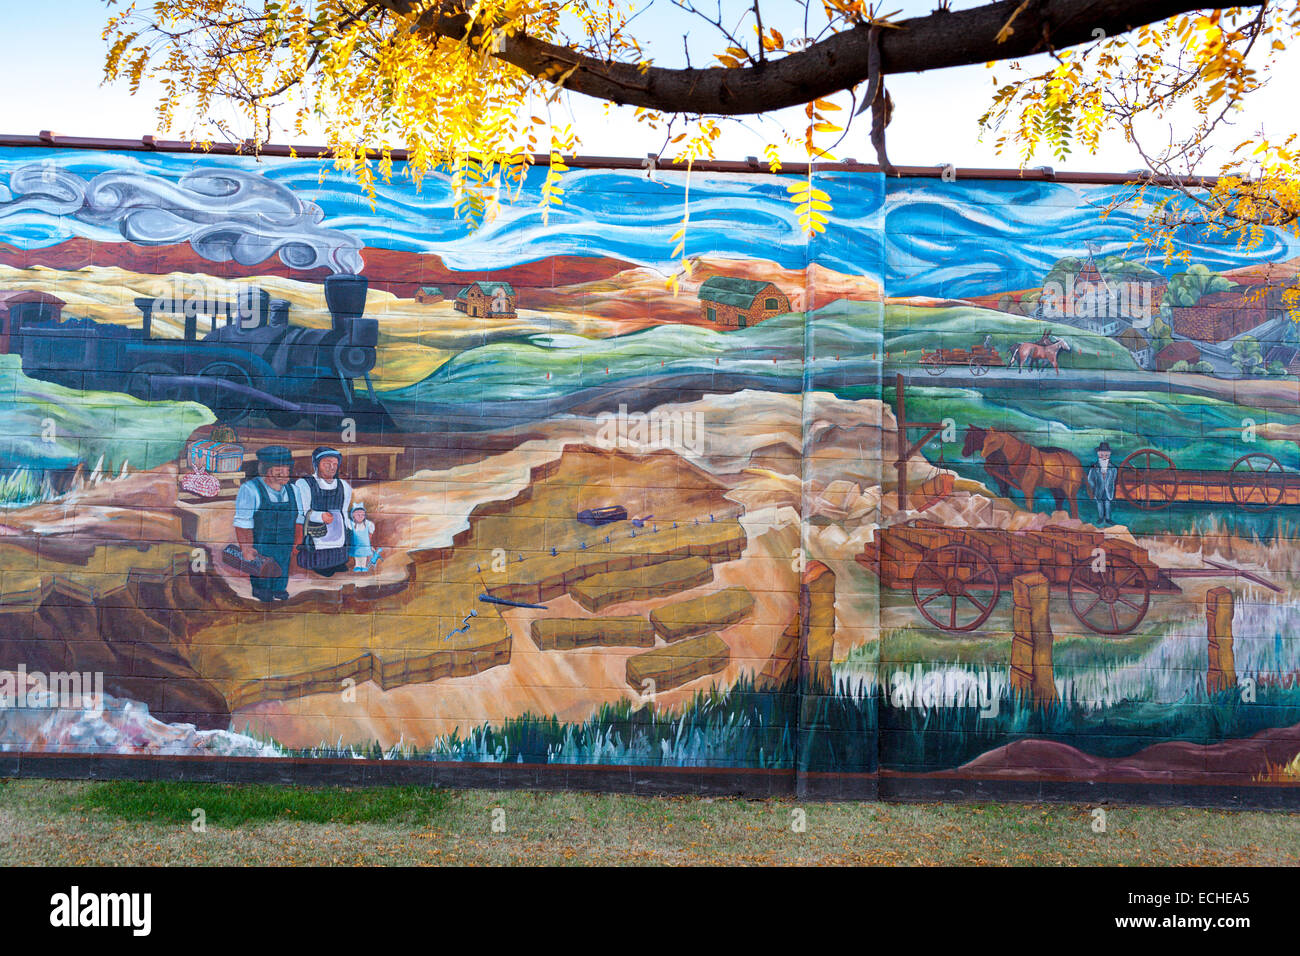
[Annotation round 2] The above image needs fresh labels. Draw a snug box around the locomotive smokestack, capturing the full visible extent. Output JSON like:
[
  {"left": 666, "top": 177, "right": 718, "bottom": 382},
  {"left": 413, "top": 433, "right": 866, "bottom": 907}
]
[
  {"left": 323, "top": 273, "right": 368, "bottom": 333},
  {"left": 324, "top": 274, "right": 379, "bottom": 381}
]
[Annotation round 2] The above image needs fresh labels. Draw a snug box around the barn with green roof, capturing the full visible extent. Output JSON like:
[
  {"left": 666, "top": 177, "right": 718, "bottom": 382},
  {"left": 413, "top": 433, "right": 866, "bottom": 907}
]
[{"left": 697, "top": 276, "right": 791, "bottom": 329}]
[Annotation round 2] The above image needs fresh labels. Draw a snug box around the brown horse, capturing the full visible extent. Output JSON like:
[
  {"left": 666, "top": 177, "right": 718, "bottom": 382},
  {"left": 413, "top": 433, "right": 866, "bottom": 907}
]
[
  {"left": 962, "top": 425, "right": 1084, "bottom": 517},
  {"left": 1009, "top": 337, "right": 1072, "bottom": 375}
]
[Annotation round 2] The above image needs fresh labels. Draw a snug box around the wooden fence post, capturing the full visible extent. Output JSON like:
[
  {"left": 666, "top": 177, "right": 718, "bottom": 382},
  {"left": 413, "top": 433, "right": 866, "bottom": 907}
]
[
  {"left": 1010, "top": 572, "right": 1059, "bottom": 707},
  {"left": 1206, "top": 586, "right": 1236, "bottom": 694}
]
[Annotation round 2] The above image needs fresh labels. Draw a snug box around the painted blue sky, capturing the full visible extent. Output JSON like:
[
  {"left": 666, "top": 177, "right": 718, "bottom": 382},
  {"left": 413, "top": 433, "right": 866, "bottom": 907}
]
[{"left": 1, "top": 147, "right": 1297, "bottom": 298}]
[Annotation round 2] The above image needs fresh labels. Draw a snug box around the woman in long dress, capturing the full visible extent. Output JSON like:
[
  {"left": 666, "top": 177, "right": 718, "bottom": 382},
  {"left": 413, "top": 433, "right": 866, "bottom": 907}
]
[{"left": 293, "top": 446, "right": 354, "bottom": 577}]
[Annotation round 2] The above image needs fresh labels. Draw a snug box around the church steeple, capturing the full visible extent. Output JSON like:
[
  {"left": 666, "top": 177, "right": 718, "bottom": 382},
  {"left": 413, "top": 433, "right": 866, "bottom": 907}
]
[{"left": 1076, "top": 241, "right": 1109, "bottom": 289}]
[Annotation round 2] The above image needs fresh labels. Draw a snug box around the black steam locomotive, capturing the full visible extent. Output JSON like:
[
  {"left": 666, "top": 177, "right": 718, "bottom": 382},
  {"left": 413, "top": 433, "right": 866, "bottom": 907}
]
[{"left": 0, "top": 274, "right": 391, "bottom": 431}]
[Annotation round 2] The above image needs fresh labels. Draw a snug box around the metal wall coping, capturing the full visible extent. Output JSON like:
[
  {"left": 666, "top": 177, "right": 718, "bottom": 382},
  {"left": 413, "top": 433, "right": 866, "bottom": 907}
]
[{"left": 0, "top": 131, "right": 1219, "bottom": 187}]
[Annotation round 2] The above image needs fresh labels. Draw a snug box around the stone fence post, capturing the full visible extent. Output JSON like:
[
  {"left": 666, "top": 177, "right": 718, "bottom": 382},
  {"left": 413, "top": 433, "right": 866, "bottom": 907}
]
[
  {"left": 1206, "top": 586, "right": 1236, "bottom": 694},
  {"left": 1010, "top": 572, "right": 1059, "bottom": 707}
]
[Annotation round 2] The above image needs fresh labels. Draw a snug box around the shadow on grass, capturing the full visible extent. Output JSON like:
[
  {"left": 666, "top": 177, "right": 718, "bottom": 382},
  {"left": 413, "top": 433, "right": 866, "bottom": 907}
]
[{"left": 62, "top": 782, "right": 452, "bottom": 826}]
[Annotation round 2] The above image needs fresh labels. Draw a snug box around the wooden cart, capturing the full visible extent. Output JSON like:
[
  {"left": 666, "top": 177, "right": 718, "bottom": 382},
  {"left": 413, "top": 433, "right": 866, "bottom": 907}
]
[
  {"left": 858, "top": 521, "right": 1277, "bottom": 635},
  {"left": 1117, "top": 448, "right": 1300, "bottom": 513}
]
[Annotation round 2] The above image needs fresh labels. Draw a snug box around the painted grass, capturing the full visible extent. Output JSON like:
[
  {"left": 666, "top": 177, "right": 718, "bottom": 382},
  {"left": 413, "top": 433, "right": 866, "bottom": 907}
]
[
  {"left": 867, "top": 603, "right": 1300, "bottom": 770},
  {"left": 288, "top": 674, "right": 802, "bottom": 770},
  {"left": 799, "top": 675, "right": 877, "bottom": 773},
  {"left": 1263, "top": 752, "right": 1300, "bottom": 782},
  {"left": 270, "top": 674, "right": 876, "bottom": 774},
  {"left": 0, "top": 355, "right": 212, "bottom": 474},
  {"left": 0, "top": 467, "right": 55, "bottom": 507},
  {"left": 881, "top": 682, "right": 1300, "bottom": 772},
  {"left": 64, "top": 781, "right": 452, "bottom": 827},
  {"left": 865, "top": 622, "right": 1170, "bottom": 671},
  {"left": 2, "top": 779, "right": 1297, "bottom": 866}
]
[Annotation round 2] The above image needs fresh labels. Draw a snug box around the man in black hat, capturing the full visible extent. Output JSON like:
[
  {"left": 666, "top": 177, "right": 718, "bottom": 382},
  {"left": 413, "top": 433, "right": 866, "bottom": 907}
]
[
  {"left": 1086, "top": 440, "right": 1118, "bottom": 524},
  {"left": 292, "top": 446, "right": 354, "bottom": 576},
  {"left": 233, "top": 445, "right": 300, "bottom": 602}
]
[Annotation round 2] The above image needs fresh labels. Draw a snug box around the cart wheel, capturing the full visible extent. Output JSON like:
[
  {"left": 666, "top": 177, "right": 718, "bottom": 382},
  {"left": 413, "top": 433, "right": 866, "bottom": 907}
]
[
  {"left": 1068, "top": 551, "right": 1150, "bottom": 635},
  {"left": 911, "top": 544, "right": 1000, "bottom": 632},
  {"left": 1229, "top": 452, "right": 1285, "bottom": 512},
  {"left": 922, "top": 354, "right": 945, "bottom": 376},
  {"left": 1117, "top": 448, "right": 1178, "bottom": 511},
  {"left": 969, "top": 356, "right": 989, "bottom": 376}
]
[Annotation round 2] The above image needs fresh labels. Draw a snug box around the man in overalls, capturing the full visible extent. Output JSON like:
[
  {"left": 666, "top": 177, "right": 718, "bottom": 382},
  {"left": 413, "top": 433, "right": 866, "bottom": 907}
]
[
  {"left": 233, "top": 445, "right": 300, "bottom": 602},
  {"left": 293, "top": 446, "right": 354, "bottom": 576}
]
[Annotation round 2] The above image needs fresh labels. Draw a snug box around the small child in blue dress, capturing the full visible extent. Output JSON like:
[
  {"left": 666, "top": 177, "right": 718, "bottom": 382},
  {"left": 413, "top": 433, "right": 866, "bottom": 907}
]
[{"left": 348, "top": 503, "right": 383, "bottom": 572}]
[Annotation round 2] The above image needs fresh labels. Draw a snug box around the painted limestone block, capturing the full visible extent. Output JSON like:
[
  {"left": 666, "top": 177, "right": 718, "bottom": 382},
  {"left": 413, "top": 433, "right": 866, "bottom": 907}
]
[
  {"left": 530, "top": 616, "right": 656, "bottom": 651},
  {"left": 571, "top": 557, "right": 714, "bottom": 612},
  {"left": 650, "top": 586, "right": 755, "bottom": 642},
  {"left": 625, "top": 633, "right": 730, "bottom": 693}
]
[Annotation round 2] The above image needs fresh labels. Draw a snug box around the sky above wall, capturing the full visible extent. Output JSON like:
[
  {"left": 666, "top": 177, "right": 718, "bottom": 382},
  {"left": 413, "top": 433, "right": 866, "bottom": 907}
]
[{"left": 0, "top": 1, "right": 1289, "bottom": 173}]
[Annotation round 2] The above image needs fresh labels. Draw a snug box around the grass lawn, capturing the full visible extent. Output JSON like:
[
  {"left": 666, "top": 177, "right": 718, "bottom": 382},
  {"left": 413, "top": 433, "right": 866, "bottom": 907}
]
[{"left": 0, "top": 779, "right": 1297, "bottom": 865}]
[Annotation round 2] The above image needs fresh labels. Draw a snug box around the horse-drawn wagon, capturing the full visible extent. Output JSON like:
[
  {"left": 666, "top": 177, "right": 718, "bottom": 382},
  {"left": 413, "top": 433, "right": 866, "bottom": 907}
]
[
  {"left": 918, "top": 345, "right": 1003, "bottom": 377},
  {"left": 916, "top": 336, "right": 1074, "bottom": 376},
  {"left": 879, "top": 375, "right": 1279, "bottom": 636}
]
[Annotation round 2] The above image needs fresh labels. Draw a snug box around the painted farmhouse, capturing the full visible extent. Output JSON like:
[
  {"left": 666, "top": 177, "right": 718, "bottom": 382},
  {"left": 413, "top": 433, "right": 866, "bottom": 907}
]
[
  {"left": 455, "top": 281, "right": 517, "bottom": 318},
  {"left": 697, "top": 277, "right": 791, "bottom": 329}
]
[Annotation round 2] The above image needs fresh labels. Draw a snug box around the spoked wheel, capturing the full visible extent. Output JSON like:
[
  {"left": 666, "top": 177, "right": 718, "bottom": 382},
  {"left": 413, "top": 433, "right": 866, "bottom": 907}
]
[
  {"left": 922, "top": 354, "right": 946, "bottom": 376},
  {"left": 969, "top": 356, "right": 989, "bottom": 376},
  {"left": 1068, "top": 551, "right": 1151, "bottom": 635},
  {"left": 192, "top": 361, "right": 254, "bottom": 425},
  {"left": 1118, "top": 448, "right": 1178, "bottom": 511},
  {"left": 1229, "top": 452, "right": 1285, "bottom": 512},
  {"left": 911, "top": 544, "right": 1001, "bottom": 632}
]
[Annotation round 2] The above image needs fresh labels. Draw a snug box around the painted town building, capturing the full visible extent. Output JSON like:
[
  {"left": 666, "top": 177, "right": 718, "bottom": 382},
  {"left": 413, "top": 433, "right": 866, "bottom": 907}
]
[
  {"left": 1114, "top": 325, "right": 1154, "bottom": 370},
  {"left": 1038, "top": 255, "right": 1162, "bottom": 337},
  {"left": 1264, "top": 345, "right": 1300, "bottom": 375},
  {"left": 1169, "top": 287, "right": 1287, "bottom": 343},
  {"left": 1154, "top": 340, "right": 1203, "bottom": 371}
]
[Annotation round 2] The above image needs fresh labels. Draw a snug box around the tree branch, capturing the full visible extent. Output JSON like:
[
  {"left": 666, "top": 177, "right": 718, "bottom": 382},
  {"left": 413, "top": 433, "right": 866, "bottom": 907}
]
[{"left": 386, "top": 0, "right": 1265, "bottom": 115}]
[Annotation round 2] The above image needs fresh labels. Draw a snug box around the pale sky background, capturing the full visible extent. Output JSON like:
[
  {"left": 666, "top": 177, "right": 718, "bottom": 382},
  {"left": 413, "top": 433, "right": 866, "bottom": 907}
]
[{"left": 0, "top": 0, "right": 1288, "bottom": 173}]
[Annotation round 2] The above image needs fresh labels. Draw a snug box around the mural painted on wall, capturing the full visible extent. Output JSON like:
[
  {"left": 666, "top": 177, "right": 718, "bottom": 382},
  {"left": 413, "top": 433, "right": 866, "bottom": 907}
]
[{"left": 2, "top": 144, "right": 1300, "bottom": 790}]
